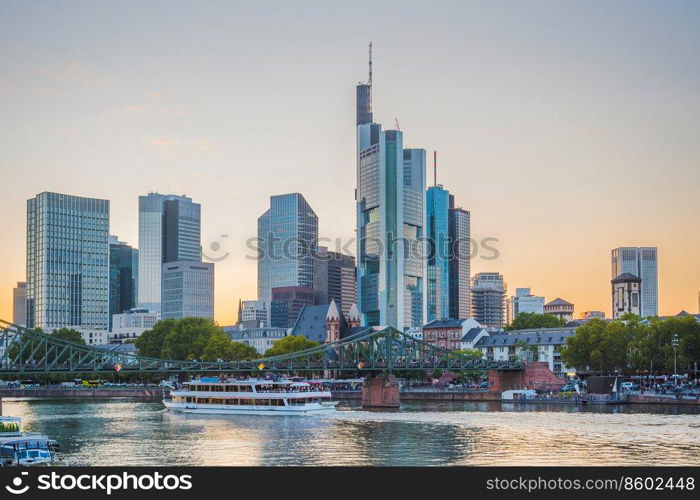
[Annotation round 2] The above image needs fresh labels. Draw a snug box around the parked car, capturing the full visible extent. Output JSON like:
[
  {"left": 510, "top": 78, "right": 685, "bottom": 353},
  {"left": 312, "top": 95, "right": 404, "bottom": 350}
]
[
  {"left": 620, "top": 382, "right": 639, "bottom": 391},
  {"left": 478, "top": 381, "right": 489, "bottom": 389}
]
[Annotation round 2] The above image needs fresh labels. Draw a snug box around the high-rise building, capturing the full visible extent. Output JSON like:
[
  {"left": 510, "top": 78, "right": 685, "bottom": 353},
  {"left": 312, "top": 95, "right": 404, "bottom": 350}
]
[
  {"left": 26, "top": 192, "right": 110, "bottom": 331},
  {"left": 138, "top": 193, "right": 201, "bottom": 312},
  {"left": 448, "top": 196, "right": 471, "bottom": 319},
  {"left": 109, "top": 235, "right": 138, "bottom": 330},
  {"left": 426, "top": 185, "right": 450, "bottom": 322},
  {"left": 355, "top": 59, "right": 426, "bottom": 331},
  {"left": 12, "top": 282, "right": 27, "bottom": 327},
  {"left": 257, "top": 193, "right": 318, "bottom": 302},
  {"left": 161, "top": 261, "right": 214, "bottom": 320},
  {"left": 313, "top": 246, "right": 356, "bottom": 317},
  {"left": 270, "top": 286, "right": 315, "bottom": 328},
  {"left": 507, "top": 287, "right": 545, "bottom": 324},
  {"left": 471, "top": 272, "right": 506, "bottom": 328},
  {"left": 611, "top": 273, "right": 642, "bottom": 319},
  {"left": 611, "top": 247, "right": 658, "bottom": 317}
]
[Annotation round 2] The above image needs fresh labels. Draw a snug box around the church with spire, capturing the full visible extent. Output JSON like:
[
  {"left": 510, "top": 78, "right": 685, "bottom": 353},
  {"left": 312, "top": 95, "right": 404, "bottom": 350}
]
[{"left": 289, "top": 299, "right": 370, "bottom": 344}]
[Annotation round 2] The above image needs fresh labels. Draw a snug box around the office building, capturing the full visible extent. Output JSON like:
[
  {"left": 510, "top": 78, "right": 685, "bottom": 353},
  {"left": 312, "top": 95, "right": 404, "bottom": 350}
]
[
  {"left": 507, "top": 287, "right": 545, "bottom": 324},
  {"left": 270, "top": 286, "right": 315, "bottom": 328},
  {"left": 611, "top": 247, "right": 658, "bottom": 317},
  {"left": 355, "top": 59, "right": 426, "bottom": 330},
  {"left": 12, "top": 282, "right": 27, "bottom": 327},
  {"left": 257, "top": 193, "right": 318, "bottom": 302},
  {"left": 109, "top": 308, "right": 159, "bottom": 343},
  {"left": 161, "top": 261, "right": 214, "bottom": 320},
  {"left": 224, "top": 325, "right": 289, "bottom": 355},
  {"left": 426, "top": 185, "right": 450, "bottom": 322},
  {"left": 313, "top": 246, "right": 356, "bottom": 317},
  {"left": 448, "top": 196, "right": 471, "bottom": 319},
  {"left": 109, "top": 236, "right": 138, "bottom": 330},
  {"left": 138, "top": 193, "right": 201, "bottom": 312},
  {"left": 26, "top": 192, "right": 110, "bottom": 331},
  {"left": 471, "top": 272, "right": 506, "bottom": 328},
  {"left": 239, "top": 299, "right": 270, "bottom": 328}
]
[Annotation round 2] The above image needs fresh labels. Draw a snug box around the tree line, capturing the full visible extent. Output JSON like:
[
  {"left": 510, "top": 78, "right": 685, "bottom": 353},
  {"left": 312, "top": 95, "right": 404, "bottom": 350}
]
[{"left": 561, "top": 314, "right": 700, "bottom": 375}]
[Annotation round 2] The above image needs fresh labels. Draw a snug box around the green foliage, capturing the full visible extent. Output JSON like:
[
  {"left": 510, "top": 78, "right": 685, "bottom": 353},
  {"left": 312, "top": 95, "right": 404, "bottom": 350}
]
[
  {"left": 561, "top": 315, "right": 700, "bottom": 374},
  {"left": 513, "top": 339, "right": 540, "bottom": 361},
  {"left": 8, "top": 327, "right": 84, "bottom": 362},
  {"left": 450, "top": 349, "right": 484, "bottom": 360},
  {"left": 264, "top": 335, "right": 319, "bottom": 357},
  {"left": 506, "top": 312, "right": 567, "bottom": 331},
  {"left": 134, "top": 317, "right": 258, "bottom": 361}
]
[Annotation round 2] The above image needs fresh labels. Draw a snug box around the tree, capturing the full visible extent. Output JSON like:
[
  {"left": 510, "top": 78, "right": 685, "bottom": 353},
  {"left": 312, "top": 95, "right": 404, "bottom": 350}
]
[
  {"left": 202, "top": 332, "right": 258, "bottom": 361},
  {"left": 264, "top": 335, "right": 319, "bottom": 357},
  {"left": 8, "top": 327, "right": 83, "bottom": 362},
  {"left": 134, "top": 317, "right": 255, "bottom": 362},
  {"left": 506, "top": 312, "right": 566, "bottom": 331},
  {"left": 561, "top": 317, "right": 640, "bottom": 374},
  {"left": 513, "top": 339, "right": 540, "bottom": 362}
]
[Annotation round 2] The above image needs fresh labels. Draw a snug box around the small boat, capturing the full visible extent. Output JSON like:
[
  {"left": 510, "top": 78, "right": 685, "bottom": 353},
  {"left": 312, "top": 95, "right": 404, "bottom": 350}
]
[
  {"left": 0, "top": 416, "right": 61, "bottom": 466},
  {"left": 163, "top": 377, "right": 338, "bottom": 416}
]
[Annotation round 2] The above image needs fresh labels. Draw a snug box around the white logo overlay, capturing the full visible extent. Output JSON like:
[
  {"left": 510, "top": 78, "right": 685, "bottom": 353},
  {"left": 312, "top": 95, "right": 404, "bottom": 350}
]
[
  {"left": 5, "top": 471, "right": 193, "bottom": 496},
  {"left": 5, "top": 472, "right": 29, "bottom": 495}
]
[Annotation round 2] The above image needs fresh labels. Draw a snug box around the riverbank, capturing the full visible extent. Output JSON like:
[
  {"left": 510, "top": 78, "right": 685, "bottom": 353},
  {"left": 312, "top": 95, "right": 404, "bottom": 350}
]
[{"left": 0, "top": 387, "right": 165, "bottom": 400}]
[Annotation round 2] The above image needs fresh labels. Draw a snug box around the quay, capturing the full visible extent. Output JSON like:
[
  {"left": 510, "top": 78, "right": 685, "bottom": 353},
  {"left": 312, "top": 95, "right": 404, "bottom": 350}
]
[{"left": 0, "top": 387, "right": 166, "bottom": 400}]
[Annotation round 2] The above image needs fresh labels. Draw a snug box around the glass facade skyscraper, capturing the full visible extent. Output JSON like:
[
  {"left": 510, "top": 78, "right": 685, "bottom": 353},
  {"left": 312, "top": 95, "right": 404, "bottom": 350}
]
[
  {"left": 611, "top": 247, "right": 658, "bottom": 317},
  {"left": 426, "top": 185, "right": 450, "bottom": 321},
  {"left": 356, "top": 103, "right": 426, "bottom": 331},
  {"left": 26, "top": 192, "right": 110, "bottom": 331},
  {"left": 138, "top": 193, "right": 201, "bottom": 312},
  {"left": 257, "top": 193, "right": 318, "bottom": 302},
  {"left": 448, "top": 197, "right": 471, "bottom": 319},
  {"left": 109, "top": 235, "right": 138, "bottom": 329}
]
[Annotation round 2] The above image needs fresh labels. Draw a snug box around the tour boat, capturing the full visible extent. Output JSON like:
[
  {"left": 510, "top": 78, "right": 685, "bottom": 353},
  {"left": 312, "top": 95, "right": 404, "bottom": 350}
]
[
  {"left": 0, "top": 416, "right": 61, "bottom": 466},
  {"left": 163, "top": 377, "right": 339, "bottom": 416}
]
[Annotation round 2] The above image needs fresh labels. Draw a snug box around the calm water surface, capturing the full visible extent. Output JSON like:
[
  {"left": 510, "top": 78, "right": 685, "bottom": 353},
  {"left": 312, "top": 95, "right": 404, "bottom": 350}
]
[{"left": 4, "top": 398, "right": 700, "bottom": 466}]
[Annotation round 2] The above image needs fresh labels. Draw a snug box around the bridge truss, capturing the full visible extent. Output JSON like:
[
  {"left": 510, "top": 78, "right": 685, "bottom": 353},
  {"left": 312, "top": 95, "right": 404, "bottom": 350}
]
[{"left": 0, "top": 320, "right": 522, "bottom": 375}]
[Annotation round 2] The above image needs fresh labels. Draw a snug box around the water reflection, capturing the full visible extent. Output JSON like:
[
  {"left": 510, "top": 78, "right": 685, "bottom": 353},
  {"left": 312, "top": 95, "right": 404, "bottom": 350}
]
[{"left": 3, "top": 398, "right": 699, "bottom": 466}]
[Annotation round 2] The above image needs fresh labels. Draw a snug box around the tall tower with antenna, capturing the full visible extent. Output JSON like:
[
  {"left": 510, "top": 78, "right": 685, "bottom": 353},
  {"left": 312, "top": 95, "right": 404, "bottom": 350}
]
[{"left": 355, "top": 43, "right": 427, "bottom": 330}]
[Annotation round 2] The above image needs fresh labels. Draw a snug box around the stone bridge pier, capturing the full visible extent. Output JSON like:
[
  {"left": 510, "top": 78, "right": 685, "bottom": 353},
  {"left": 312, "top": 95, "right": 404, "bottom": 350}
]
[
  {"left": 361, "top": 374, "right": 400, "bottom": 408},
  {"left": 488, "top": 362, "right": 565, "bottom": 392}
]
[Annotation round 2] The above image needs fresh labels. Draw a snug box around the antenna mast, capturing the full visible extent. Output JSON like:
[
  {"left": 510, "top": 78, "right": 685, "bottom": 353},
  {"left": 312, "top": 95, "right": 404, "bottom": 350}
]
[
  {"left": 368, "top": 41, "right": 373, "bottom": 115},
  {"left": 433, "top": 150, "right": 437, "bottom": 187}
]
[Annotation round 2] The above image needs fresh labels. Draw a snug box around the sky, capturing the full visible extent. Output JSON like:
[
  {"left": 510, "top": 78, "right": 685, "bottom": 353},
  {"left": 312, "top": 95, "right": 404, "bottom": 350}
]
[{"left": 1, "top": 0, "right": 699, "bottom": 325}]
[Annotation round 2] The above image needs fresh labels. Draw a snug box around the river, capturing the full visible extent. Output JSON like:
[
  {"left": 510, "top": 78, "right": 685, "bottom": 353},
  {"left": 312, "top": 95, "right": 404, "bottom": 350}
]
[{"left": 3, "top": 398, "right": 700, "bottom": 466}]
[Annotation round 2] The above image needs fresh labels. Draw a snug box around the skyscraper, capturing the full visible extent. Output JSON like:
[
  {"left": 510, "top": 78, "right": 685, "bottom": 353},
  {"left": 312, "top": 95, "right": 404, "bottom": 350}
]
[
  {"left": 257, "top": 193, "right": 318, "bottom": 302},
  {"left": 161, "top": 261, "right": 214, "bottom": 320},
  {"left": 12, "top": 282, "right": 27, "bottom": 327},
  {"left": 109, "top": 235, "right": 138, "bottom": 329},
  {"left": 138, "top": 193, "right": 201, "bottom": 312},
  {"left": 611, "top": 247, "right": 658, "bottom": 317},
  {"left": 426, "top": 185, "right": 450, "bottom": 321},
  {"left": 26, "top": 192, "right": 110, "bottom": 331},
  {"left": 313, "top": 246, "right": 356, "bottom": 317},
  {"left": 471, "top": 272, "right": 506, "bottom": 328},
  {"left": 355, "top": 53, "right": 426, "bottom": 331},
  {"left": 448, "top": 196, "right": 471, "bottom": 319}
]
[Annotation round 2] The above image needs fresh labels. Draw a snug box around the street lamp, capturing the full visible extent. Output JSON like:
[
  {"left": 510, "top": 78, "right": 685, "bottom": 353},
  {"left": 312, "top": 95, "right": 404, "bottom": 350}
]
[{"left": 672, "top": 333, "right": 679, "bottom": 387}]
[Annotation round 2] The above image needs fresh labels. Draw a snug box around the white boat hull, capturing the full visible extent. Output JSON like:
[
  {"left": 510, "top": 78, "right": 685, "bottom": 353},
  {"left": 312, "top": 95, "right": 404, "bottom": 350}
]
[{"left": 163, "top": 400, "right": 336, "bottom": 416}]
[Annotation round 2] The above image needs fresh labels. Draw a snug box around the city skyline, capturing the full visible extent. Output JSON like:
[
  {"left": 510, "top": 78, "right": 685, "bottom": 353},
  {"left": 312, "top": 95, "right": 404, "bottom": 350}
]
[{"left": 2, "top": 1, "right": 700, "bottom": 324}]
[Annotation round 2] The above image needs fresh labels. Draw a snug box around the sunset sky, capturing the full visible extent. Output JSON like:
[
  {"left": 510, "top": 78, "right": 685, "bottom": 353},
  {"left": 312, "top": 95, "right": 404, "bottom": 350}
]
[{"left": 1, "top": 1, "right": 699, "bottom": 325}]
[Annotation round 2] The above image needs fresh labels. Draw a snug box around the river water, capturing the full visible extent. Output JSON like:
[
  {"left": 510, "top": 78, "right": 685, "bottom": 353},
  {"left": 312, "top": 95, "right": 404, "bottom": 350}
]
[{"left": 4, "top": 398, "right": 700, "bottom": 466}]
